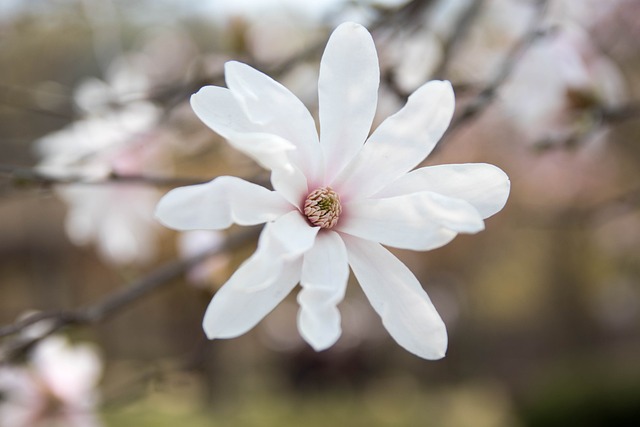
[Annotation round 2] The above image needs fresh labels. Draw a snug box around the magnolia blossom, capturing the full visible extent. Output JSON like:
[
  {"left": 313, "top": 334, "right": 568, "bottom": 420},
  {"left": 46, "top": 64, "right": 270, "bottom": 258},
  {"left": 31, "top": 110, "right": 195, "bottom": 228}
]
[
  {"left": 501, "top": 25, "right": 626, "bottom": 144},
  {"left": 35, "top": 59, "right": 168, "bottom": 265},
  {"left": 156, "top": 22, "right": 510, "bottom": 359},
  {"left": 36, "top": 106, "right": 165, "bottom": 265},
  {"left": 0, "top": 336, "right": 102, "bottom": 427}
]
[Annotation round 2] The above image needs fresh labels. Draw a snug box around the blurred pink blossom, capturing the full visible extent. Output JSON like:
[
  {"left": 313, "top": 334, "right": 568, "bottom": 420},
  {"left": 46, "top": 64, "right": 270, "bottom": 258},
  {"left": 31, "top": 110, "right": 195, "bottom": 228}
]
[
  {"left": 0, "top": 336, "right": 103, "bottom": 427},
  {"left": 501, "top": 25, "right": 626, "bottom": 145}
]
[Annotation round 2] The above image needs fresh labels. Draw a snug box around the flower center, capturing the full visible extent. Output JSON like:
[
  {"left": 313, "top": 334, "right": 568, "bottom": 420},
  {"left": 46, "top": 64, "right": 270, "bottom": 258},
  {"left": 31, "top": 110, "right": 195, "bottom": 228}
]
[{"left": 303, "top": 186, "right": 342, "bottom": 229}]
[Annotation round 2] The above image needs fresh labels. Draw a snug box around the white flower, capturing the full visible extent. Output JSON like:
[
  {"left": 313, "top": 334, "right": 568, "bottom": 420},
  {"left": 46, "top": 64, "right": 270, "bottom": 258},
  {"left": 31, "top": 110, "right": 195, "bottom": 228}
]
[{"left": 155, "top": 22, "right": 510, "bottom": 359}]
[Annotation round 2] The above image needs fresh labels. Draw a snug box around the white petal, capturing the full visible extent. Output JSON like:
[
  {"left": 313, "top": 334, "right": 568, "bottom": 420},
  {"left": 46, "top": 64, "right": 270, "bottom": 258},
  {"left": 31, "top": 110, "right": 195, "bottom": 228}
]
[
  {"left": 337, "top": 191, "right": 484, "bottom": 250},
  {"left": 155, "top": 176, "right": 293, "bottom": 231},
  {"left": 333, "top": 80, "right": 455, "bottom": 200},
  {"left": 225, "top": 61, "right": 323, "bottom": 184},
  {"left": 191, "top": 86, "right": 296, "bottom": 172},
  {"left": 342, "top": 235, "right": 447, "bottom": 360},
  {"left": 297, "top": 231, "right": 349, "bottom": 351},
  {"left": 269, "top": 210, "right": 320, "bottom": 256},
  {"left": 270, "top": 165, "right": 308, "bottom": 208},
  {"left": 319, "top": 22, "right": 379, "bottom": 182},
  {"left": 225, "top": 214, "right": 317, "bottom": 294},
  {"left": 375, "top": 163, "right": 511, "bottom": 219},
  {"left": 203, "top": 256, "right": 302, "bottom": 339},
  {"left": 297, "top": 305, "right": 341, "bottom": 352}
]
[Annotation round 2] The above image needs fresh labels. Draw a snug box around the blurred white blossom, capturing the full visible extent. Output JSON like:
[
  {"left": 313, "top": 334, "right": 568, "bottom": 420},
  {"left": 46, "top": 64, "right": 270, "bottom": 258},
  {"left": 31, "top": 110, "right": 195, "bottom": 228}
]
[{"left": 35, "top": 58, "right": 169, "bottom": 265}]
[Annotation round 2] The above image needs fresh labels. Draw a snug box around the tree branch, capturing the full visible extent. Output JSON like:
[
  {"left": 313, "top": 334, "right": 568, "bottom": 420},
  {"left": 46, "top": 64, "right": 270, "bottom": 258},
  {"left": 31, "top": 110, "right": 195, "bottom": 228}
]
[
  {"left": 0, "top": 227, "right": 260, "bottom": 359},
  {"left": 532, "top": 101, "right": 640, "bottom": 150},
  {"left": 0, "top": 164, "right": 209, "bottom": 188}
]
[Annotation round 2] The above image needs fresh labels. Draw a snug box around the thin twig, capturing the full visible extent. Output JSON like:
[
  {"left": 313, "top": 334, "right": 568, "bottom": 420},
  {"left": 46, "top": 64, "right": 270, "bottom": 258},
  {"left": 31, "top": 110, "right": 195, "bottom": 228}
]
[
  {"left": 598, "top": 102, "right": 640, "bottom": 123},
  {"left": 532, "top": 101, "right": 640, "bottom": 150},
  {"left": 0, "top": 165, "right": 209, "bottom": 188}
]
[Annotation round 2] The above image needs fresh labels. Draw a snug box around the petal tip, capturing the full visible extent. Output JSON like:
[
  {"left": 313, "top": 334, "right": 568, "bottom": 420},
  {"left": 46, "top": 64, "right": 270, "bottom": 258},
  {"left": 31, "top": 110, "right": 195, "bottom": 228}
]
[
  {"left": 301, "top": 329, "right": 341, "bottom": 352},
  {"left": 335, "top": 21, "right": 366, "bottom": 31},
  {"left": 332, "top": 21, "right": 374, "bottom": 44},
  {"left": 153, "top": 196, "right": 173, "bottom": 227},
  {"left": 437, "top": 79, "right": 455, "bottom": 99},
  {"left": 430, "top": 347, "right": 447, "bottom": 361},
  {"left": 202, "top": 320, "right": 218, "bottom": 340},
  {"left": 223, "top": 60, "right": 244, "bottom": 74}
]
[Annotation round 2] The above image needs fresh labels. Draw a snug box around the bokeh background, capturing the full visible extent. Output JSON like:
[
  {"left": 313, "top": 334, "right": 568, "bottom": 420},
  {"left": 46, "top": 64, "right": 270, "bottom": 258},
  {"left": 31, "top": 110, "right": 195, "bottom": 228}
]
[{"left": 1, "top": 0, "right": 640, "bottom": 426}]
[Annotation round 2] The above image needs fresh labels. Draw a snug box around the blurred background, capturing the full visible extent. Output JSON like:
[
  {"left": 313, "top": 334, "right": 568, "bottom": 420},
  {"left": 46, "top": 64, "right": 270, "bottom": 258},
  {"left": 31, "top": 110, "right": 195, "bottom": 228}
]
[{"left": 1, "top": 0, "right": 640, "bottom": 426}]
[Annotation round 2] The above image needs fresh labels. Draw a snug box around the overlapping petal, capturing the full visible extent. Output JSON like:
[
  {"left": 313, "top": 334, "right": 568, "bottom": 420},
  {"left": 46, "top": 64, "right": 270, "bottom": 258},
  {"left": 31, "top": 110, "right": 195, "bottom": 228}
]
[
  {"left": 337, "top": 191, "right": 483, "bottom": 250},
  {"left": 319, "top": 22, "right": 380, "bottom": 182},
  {"left": 202, "top": 214, "right": 316, "bottom": 340},
  {"left": 297, "top": 231, "right": 349, "bottom": 351},
  {"left": 219, "top": 220, "right": 309, "bottom": 294},
  {"left": 342, "top": 235, "right": 447, "bottom": 360},
  {"left": 203, "top": 256, "right": 303, "bottom": 339},
  {"left": 270, "top": 165, "right": 308, "bottom": 208},
  {"left": 225, "top": 61, "right": 323, "bottom": 184},
  {"left": 155, "top": 176, "right": 293, "bottom": 231},
  {"left": 190, "top": 86, "right": 296, "bottom": 172},
  {"left": 269, "top": 210, "right": 319, "bottom": 256},
  {"left": 333, "top": 80, "right": 455, "bottom": 200},
  {"left": 375, "top": 163, "right": 511, "bottom": 219}
]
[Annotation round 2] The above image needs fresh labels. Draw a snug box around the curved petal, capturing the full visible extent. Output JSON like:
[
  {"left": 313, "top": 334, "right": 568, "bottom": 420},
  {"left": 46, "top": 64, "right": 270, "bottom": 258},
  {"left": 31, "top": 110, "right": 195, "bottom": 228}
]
[
  {"left": 333, "top": 80, "right": 455, "bottom": 200},
  {"left": 225, "top": 61, "right": 323, "bottom": 184},
  {"left": 270, "top": 210, "right": 319, "bottom": 256},
  {"left": 271, "top": 164, "right": 308, "bottom": 209},
  {"left": 337, "top": 191, "right": 483, "bottom": 250},
  {"left": 230, "top": 219, "right": 312, "bottom": 294},
  {"left": 375, "top": 163, "right": 511, "bottom": 219},
  {"left": 319, "top": 22, "right": 379, "bottom": 182},
  {"left": 297, "top": 231, "right": 349, "bottom": 351},
  {"left": 203, "top": 255, "right": 302, "bottom": 339},
  {"left": 191, "top": 86, "right": 296, "bottom": 172},
  {"left": 155, "top": 176, "right": 293, "bottom": 231},
  {"left": 342, "top": 235, "right": 447, "bottom": 360}
]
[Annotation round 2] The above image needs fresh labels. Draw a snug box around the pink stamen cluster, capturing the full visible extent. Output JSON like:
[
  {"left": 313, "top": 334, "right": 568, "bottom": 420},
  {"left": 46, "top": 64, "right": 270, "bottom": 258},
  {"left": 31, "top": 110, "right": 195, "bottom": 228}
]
[{"left": 303, "top": 187, "right": 342, "bottom": 229}]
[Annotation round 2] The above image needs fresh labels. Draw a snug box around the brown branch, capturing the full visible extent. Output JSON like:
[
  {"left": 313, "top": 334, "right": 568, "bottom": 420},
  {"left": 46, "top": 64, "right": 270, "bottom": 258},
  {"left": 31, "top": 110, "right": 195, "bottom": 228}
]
[
  {"left": 532, "top": 101, "right": 640, "bottom": 150},
  {"left": 0, "top": 227, "right": 260, "bottom": 359},
  {"left": 0, "top": 164, "right": 209, "bottom": 188},
  {"left": 597, "top": 102, "right": 640, "bottom": 123}
]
